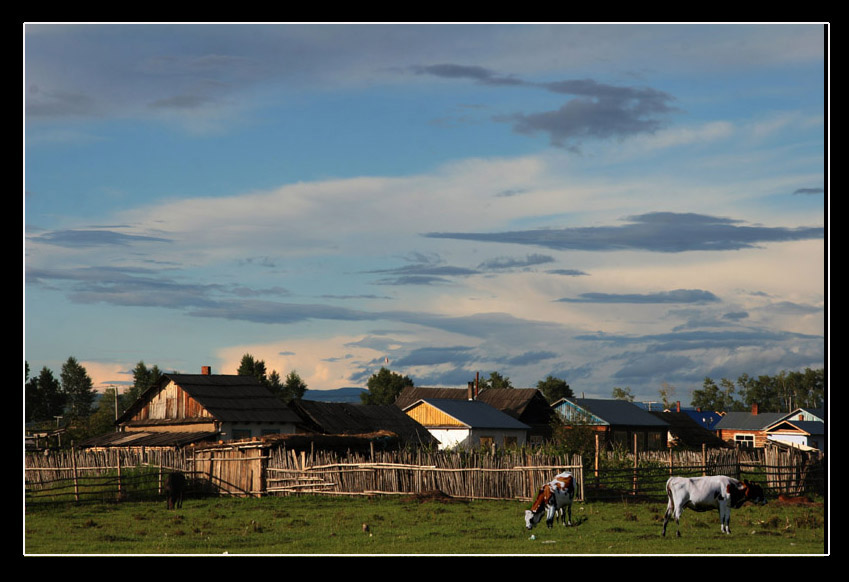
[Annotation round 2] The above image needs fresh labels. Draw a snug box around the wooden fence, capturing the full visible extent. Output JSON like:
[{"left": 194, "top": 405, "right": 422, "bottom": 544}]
[
  {"left": 265, "top": 446, "right": 585, "bottom": 502},
  {"left": 25, "top": 442, "right": 824, "bottom": 505}
]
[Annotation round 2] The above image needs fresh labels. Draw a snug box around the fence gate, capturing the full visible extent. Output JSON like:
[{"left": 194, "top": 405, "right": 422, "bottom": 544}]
[{"left": 189, "top": 442, "right": 267, "bottom": 497}]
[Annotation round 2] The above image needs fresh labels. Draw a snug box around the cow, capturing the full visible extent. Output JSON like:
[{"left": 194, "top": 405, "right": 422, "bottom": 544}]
[
  {"left": 164, "top": 471, "right": 186, "bottom": 510},
  {"left": 524, "top": 471, "right": 575, "bottom": 530},
  {"left": 662, "top": 475, "right": 766, "bottom": 537}
]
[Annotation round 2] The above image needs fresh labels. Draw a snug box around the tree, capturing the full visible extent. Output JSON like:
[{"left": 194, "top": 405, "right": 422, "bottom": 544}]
[
  {"left": 281, "top": 370, "right": 308, "bottom": 403},
  {"left": 658, "top": 382, "right": 677, "bottom": 409},
  {"left": 478, "top": 371, "right": 513, "bottom": 390},
  {"left": 60, "top": 357, "right": 97, "bottom": 418},
  {"left": 238, "top": 353, "right": 268, "bottom": 385},
  {"left": 85, "top": 386, "right": 123, "bottom": 436},
  {"left": 691, "top": 377, "right": 735, "bottom": 412},
  {"left": 360, "top": 367, "right": 413, "bottom": 405},
  {"left": 25, "top": 365, "right": 66, "bottom": 423},
  {"left": 611, "top": 386, "right": 635, "bottom": 402},
  {"left": 537, "top": 375, "right": 573, "bottom": 403}
]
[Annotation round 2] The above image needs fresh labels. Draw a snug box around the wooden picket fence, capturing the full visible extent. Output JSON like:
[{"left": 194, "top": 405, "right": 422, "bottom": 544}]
[{"left": 24, "top": 441, "right": 824, "bottom": 505}]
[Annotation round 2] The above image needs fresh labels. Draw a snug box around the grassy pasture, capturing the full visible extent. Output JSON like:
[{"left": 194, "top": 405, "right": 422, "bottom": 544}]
[{"left": 24, "top": 493, "right": 826, "bottom": 556}]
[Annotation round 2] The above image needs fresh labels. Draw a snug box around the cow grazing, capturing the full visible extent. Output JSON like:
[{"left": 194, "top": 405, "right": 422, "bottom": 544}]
[
  {"left": 524, "top": 471, "right": 575, "bottom": 530},
  {"left": 165, "top": 471, "right": 186, "bottom": 510},
  {"left": 662, "top": 475, "right": 766, "bottom": 537}
]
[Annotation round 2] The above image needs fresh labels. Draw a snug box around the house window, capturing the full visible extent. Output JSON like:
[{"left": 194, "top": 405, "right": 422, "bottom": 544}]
[
  {"left": 734, "top": 434, "right": 754, "bottom": 448},
  {"left": 504, "top": 436, "right": 518, "bottom": 447},
  {"left": 479, "top": 436, "right": 494, "bottom": 448}
]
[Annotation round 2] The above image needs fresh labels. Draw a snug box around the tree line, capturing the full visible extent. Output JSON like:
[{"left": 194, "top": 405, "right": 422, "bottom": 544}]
[
  {"left": 358, "top": 368, "right": 575, "bottom": 405},
  {"left": 611, "top": 367, "right": 824, "bottom": 413}
]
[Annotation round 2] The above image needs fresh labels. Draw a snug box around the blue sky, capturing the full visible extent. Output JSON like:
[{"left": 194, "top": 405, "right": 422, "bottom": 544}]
[{"left": 24, "top": 23, "right": 827, "bottom": 402}]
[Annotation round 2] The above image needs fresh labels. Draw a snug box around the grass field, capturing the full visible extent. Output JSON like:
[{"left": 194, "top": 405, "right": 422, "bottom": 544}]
[{"left": 24, "top": 493, "right": 827, "bottom": 556}]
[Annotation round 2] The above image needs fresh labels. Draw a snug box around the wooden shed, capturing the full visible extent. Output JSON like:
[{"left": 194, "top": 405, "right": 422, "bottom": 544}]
[{"left": 113, "top": 367, "right": 301, "bottom": 444}]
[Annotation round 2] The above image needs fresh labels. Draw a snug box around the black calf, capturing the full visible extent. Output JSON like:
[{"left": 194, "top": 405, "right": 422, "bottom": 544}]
[{"left": 165, "top": 471, "right": 186, "bottom": 510}]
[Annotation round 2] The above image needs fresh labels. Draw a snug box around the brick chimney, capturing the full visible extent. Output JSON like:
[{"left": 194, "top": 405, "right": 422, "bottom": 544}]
[
  {"left": 751, "top": 402, "right": 759, "bottom": 415},
  {"left": 676, "top": 401, "right": 681, "bottom": 412},
  {"left": 467, "top": 382, "right": 475, "bottom": 400},
  {"left": 202, "top": 366, "right": 212, "bottom": 375}
]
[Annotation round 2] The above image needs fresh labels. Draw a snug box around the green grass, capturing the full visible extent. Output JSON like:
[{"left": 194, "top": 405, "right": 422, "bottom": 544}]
[{"left": 24, "top": 494, "right": 827, "bottom": 556}]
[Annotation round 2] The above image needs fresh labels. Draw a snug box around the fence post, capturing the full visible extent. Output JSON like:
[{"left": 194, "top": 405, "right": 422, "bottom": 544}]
[
  {"left": 632, "top": 433, "right": 638, "bottom": 495},
  {"left": 594, "top": 433, "right": 600, "bottom": 486},
  {"left": 116, "top": 448, "right": 123, "bottom": 499},
  {"left": 701, "top": 443, "right": 707, "bottom": 476},
  {"left": 668, "top": 445, "right": 673, "bottom": 475},
  {"left": 71, "top": 444, "right": 79, "bottom": 502}
]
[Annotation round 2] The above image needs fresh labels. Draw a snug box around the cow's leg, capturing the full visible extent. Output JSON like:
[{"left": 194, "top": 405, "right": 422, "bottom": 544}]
[
  {"left": 719, "top": 502, "right": 730, "bottom": 534},
  {"left": 565, "top": 502, "right": 572, "bottom": 526},
  {"left": 662, "top": 497, "right": 675, "bottom": 536}
]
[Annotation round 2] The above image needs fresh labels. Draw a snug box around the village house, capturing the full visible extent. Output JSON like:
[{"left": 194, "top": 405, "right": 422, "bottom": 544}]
[
  {"left": 551, "top": 397, "right": 670, "bottom": 451},
  {"left": 402, "top": 398, "right": 531, "bottom": 450},
  {"left": 80, "top": 366, "right": 301, "bottom": 449},
  {"left": 713, "top": 403, "right": 786, "bottom": 448},
  {"left": 395, "top": 385, "right": 558, "bottom": 443}
]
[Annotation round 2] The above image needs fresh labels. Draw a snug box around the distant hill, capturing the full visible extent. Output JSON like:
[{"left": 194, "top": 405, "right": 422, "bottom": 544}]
[{"left": 303, "top": 387, "right": 368, "bottom": 403}]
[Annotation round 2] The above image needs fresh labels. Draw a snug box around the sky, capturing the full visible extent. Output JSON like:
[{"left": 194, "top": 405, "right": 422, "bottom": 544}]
[{"left": 24, "top": 23, "right": 827, "bottom": 403}]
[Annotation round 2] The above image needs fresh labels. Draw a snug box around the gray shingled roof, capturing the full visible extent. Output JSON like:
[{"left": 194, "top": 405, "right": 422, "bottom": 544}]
[
  {"left": 289, "top": 399, "right": 438, "bottom": 444},
  {"left": 410, "top": 399, "right": 531, "bottom": 430},
  {"left": 118, "top": 373, "right": 302, "bottom": 424},
  {"left": 715, "top": 411, "right": 784, "bottom": 430},
  {"left": 564, "top": 398, "right": 670, "bottom": 427}
]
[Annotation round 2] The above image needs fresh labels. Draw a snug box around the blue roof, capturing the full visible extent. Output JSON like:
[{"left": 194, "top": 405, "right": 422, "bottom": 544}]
[
  {"left": 414, "top": 399, "right": 531, "bottom": 430},
  {"left": 683, "top": 410, "right": 724, "bottom": 430}
]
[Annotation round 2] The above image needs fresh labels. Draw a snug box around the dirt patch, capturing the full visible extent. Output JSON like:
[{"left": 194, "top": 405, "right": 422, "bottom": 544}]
[
  {"left": 774, "top": 494, "right": 823, "bottom": 507},
  {"left": 405, "top": 489, "right": 462, "bottom": 503}
]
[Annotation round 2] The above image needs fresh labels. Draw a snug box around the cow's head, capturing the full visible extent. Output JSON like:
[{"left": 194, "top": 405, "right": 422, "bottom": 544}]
[
  {"left": 727, "top": 479, "right": 767, "bottom": 508},
  {"left": 525, "top": 486, "right": 551, "bottom": 530},
  {"left": 525, "top": 508, "right": 545, "bottom": 530},
  {"left": 742, "top": 480, "right": 767, "bottom": 505}
]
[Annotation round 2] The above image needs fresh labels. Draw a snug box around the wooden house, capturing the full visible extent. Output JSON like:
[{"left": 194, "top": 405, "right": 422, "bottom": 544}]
[
  {"left": 402, "top": 398, "right": 530, "bottom": 450},
  {"left": 287, "top": 399, "right": 438, "bottom": 447},
  {"left": 551, "top": 398, "right": 670, "bottom": 451},
  {"left": 88, "top": 367, "right": 302, "bottom": 448},
  {"left": 395, "top": 385, "right": 557, "bottom": 443},
  {"left": 713, "top": 403, "right": 785, "bottom": 448}
]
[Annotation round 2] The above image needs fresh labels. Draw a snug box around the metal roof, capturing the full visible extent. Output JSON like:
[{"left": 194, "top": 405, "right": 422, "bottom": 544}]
[{"left": 78, "top": 430, "right": 219, "bottom": 448}]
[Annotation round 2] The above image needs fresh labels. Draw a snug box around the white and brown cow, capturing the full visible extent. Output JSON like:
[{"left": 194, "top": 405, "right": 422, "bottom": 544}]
[
  {"left": 524, "top": 471, "right": 575, "bottom": 530},
  {"left": 662, "top": 475, "right": 766, "bottom": 537}
]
